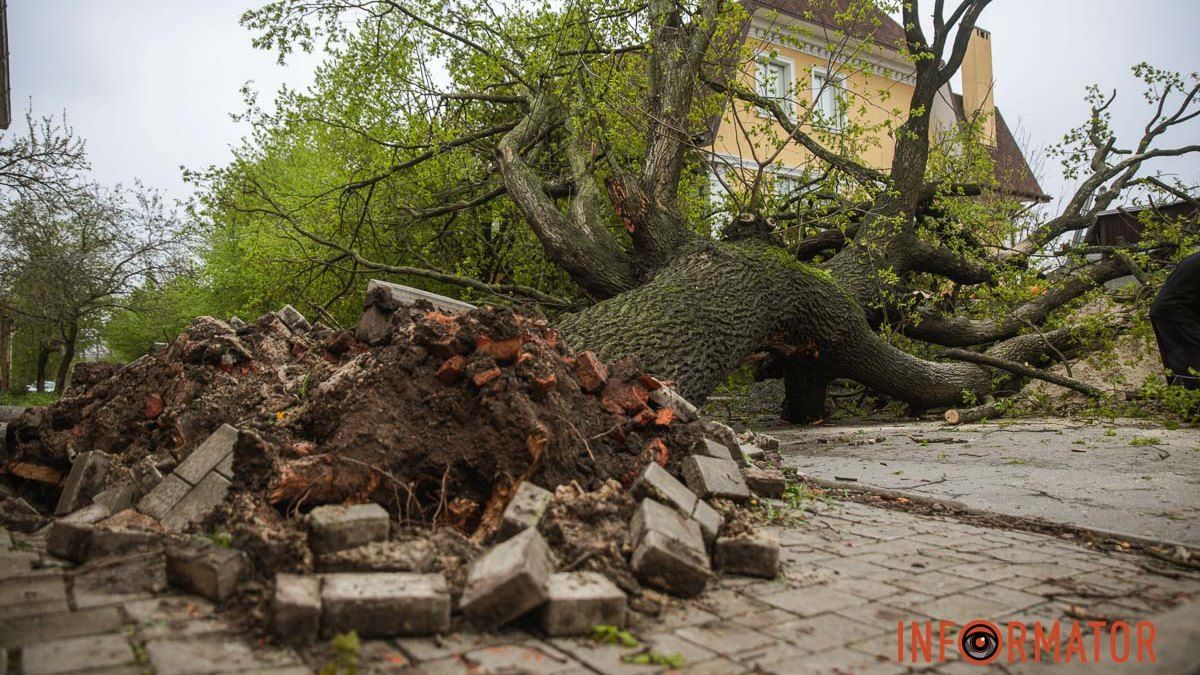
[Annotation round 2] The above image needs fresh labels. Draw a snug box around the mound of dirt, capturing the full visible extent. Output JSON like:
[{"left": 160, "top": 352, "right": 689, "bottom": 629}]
[{"left": 3, "top": 302, "right": 706, "bottom": 583}]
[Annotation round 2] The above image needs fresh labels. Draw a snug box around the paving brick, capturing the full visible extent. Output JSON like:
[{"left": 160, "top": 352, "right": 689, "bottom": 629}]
[
  {"left": 321, "top": 572, "right": 451, "bottom": 637},
  {"left": 703, "top": 421, "right": 741, "bottom": 459},
  {"left": 21, "top": 632, "right": 136, "bottom": 675},
  {"left": 165, "top": 542, "right": 245, "bottom": 601},
  {"left": 136, "top": 473, "right": 191, "bottom": 521},
  {"left": 71, "top": 550, "right": 167, "bottom": 608},
  {"left": 278, "top": 304, "right": 311, "bottom": 331},
  {"left": 758, "top": 584, "right": 870, "bottom": 617},
  {"left": 497, "top": 481, "right": 553, "bottom": 541},
  {"left": 743, "top": 468, "right": 786, "bottom": 498},
  {"left": 714, "top": 533, "right": 780, "bottom": 579},
  {"left": 0, "top": 605, "right": 123, "bottom": 648},
  {"left": 45, "top": 503, "right": 111, "bottom": 561},
  {"left": 307, "top": 502, "right": 390, "bottom": 555},
  {"left": 538, "top": 571, "right": 626, "bottom": 636},
  {"left": 92, "top": 481, "right": 139, "bottom": 514},
  {"left": 631, "top": 462, "right": 697, "bottom": 517},
  {"left": 630, "top": 499, "right": 710, "bottom": 598},
  {"left": 160, "top": 472, "right": 231, "bottom": 532},
  {"left": 648, "top": 386, "right": 698, "bottom": 422},
  {"left": 173, "top": 424, "right": 238, "bottom": 485},
  {"left": 0, "top": 572, "right": 68, "bottom": 619},
  {"left": 692, "top": 438, "right": 734, "bottom": 461},
  {"left": 461, "top": 642, "right": 584, "bottom": 675},
  {"left": 131, "top": 459, "right": 164, "bottom": 494},
  {"left": 690, "top": 498, "right": 723, "bottom": 545},
  {"left": 681, "top": 455, "right": 750, "bottom": 501},
  {"left": 145, "top": 635, "right": 301, "bottom": 675},
  {"left": 54, "top": 451, "right": 112, "bottom": 516},
  {"left": 460, "top": 528, "right": 553, "bottom": 628},
  {"left": 272, "top": 573, "right": 322, "bottom": 644},
  {"left": 674, "top": 623, "right": 777, "bottom": 655},
  {"left": 0, "top": 496, "right": 47, "bottom": 532}
]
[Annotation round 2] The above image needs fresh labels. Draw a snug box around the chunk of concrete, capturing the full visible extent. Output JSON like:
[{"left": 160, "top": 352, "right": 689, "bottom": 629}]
[
  {"left": 630, "top": 463, "right": 696, "bottom": 518},
  {"left": 277, "top": 304, "right": 311, "bottom": 332},
  {"left": 739, "top": 443, "right": 765, "bottom": 462},
  {"left": 307, "top": 503, "right": 391, "bottom": 555},
  {"left": 460, "top": 528, "right": 553, "bottom": 629},
  {"left": 136, "top": 473, "right": 191, "bottom": 520},
  {"left": 703, "top": 421, "right": 741, "bottom": 458},
  {"left": 364, "top": 279, "right": 477, "bottom": 314},
  {"left": 0, "top": 495, "right": 47, "bottom": 532},
  {"left": 46, "top": 503, "right": 111, "bottom": 561},
  {"left": 54, "top": 451, "right": 111, "bottom": 516},
  {"left": 87, "top": 524, "right": 161, "bottom": 560},
  {"left": 538, "top": 572, "right": 626, "bottom": 636},
  {"left": 648, "top": 386, "right": 698, "bottom": 423},
  {"left": 744, "top": 468, "right": 787, "bottom": 498},
  {"left": 321, "top": 573, "right": 451, "bottom": 637},
  {"left": 497, "top": 481, "right": 553, "bottom": 541},
  {"left": 714, "top": 533, "right": 780, "bottom": 579},
  {"left": 165, "top": 542, "right": 245, "bottom": 602},
  {"left": 131, "top": 459, "right": 164, "bottom": 494},
  {"left": 681, "top": 455, "right": 751, "bottom": 501},
  {"left": 273, "top": 573, "right": 322, "bottom": 644},
  {"left": 173, "top": 424, "right": 238, "bottom": 485},
  {"left": 691, "top": 438, "right": 734, "bottom": 462},
  {"left": 160, "top": 473, "right": 231, "bottom": 532},
  {"left": 629, "top": 499, "right": 710, "bottom": 598}
]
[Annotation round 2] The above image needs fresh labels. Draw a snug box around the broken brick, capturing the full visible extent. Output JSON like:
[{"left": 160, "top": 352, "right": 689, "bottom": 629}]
[
  {"left": 145, "top": 393, "right": 164, "bottom": 419},
  {"left": 476, "top": 335, "right": 523, "bottom": 363},
  {"left": 654, "top": 408, "right": 674, "bottom": 427},
  {"left": 436, "top": 355, "right": 465, "bottom": 384},
  {"left": 647, "top": 438, "right": 670, "bottom": 467},
  {"left": 575, "top": 351, "right": 607, "bottom": 393},
  {"left": 531, "top": 374, "right": 557, "bottom": 394},
  {"left": 472, "top": 366, "right": 502, "bottom": 387}
]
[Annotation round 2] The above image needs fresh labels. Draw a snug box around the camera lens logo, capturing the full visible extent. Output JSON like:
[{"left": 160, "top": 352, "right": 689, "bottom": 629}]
[{"left": 959, "top": 620, "right": 1001, "bottom": 664}]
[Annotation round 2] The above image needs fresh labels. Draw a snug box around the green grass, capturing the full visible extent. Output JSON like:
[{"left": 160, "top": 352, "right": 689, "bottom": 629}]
[
  {"left": 0, "top": 390, "right": 59, "bottom": 406},
  {"left": 1130, "top": 436, "right": 1163, "bottom": 447}
]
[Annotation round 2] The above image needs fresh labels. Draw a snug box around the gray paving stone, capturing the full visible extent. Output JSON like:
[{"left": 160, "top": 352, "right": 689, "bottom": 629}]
[
  {"left": 173, "top": 424, "right": 239, "bottom": 486},
  {"left": 136, "top": 473, "right": 191, "bottom": 520},
  {"left": 278, "top": 304, "right": 311, "bottom": 331},
  {"left": 764, "top": 612, "right": 886, "bottom": 653},
  {"left": 693, "top": 438, "right": 734, "bottom": 461},
  {"left": 0, "top": 605, "right": 123, "bottom": 648},
  {"left": 629, "top": 498, "right": 710, "bottom": 597},
  {"left": 272, "top": 573, "right": 321, "bottom": 644},
  {"left": 461, "top": 641, "right": 584, "bottom": 675},
  {"left": 321, "top": 572, "right": 451, "bottom": 637},
  {"left": 681, "top": 455, "right": 750, "bottom": 501},
  {"left": 758, "top": 584, "right": 870, "bottom": 617},
  {"left": 715, "top": 533, "right": 780, "bottom": 579},
  {"left": 165, "top": 542, "right": 245, "bottom": 601},
  {"left": 0, "top": 572, "right": 68, "bottom": 619},
  {"left": 630, "top": 463, "right": 697, "bottom": 518},
  {"left": 54, "top": 451, "right": 112, "bottom": 516},
  {"left": 498, "top": 481, "right": 553, "bottom": 541},
  {"left": 45, "top": 503, "right": 111, "bottom": 561},
  {"left": 674, "top": 623, "right": 777, "bottom": 655},
  {"left": 131, "top": 460, "right": 164, "bottom": 494},
  {"left": 743, "top": 468, "right": 786, "bottom": 498},
  {"left": 691, "top": 499, "right": 724, "bottom": 545},
  {"left": 21, "top": 632, "right": 136, "bottom": 675},
  {"left": 160, "top": 472, "right": 230, "bottom": 532},
  {"left": 538, "top": 571, "right": 626, "bottom": 636},
  {"left": 307, "top": 503, "right": 390, "bottom": 555},
  {"left": 71, "top": 550, "right": 167, "bottom": 608},
  {"left": 649, "top": 386, "right": 698, "bottom": 422},
  {"left": 460, "top": 528, "right": 553, "bottom": 629},
  {"left": 91, "top": 482, "right": 139, "bottom": 515},
  {"left": 145, "top": 635, "right": 301, "bottom": 675}
]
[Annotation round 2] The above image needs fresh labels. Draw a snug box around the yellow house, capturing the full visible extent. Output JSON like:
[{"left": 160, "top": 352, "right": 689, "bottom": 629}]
[{"left": 706, "top": 0, "right": 1047, "bottom": 206}]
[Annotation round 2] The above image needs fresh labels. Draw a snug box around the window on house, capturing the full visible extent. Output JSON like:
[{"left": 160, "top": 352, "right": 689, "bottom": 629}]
[
  {"left": 774, "top": 174, "right": 800, "bottom": 201},
  {"left": 756, "top": 59, "right": 792, "bottom": 116},
  {"left": 812, "top": 70, "right": 847, "bottom": 131}
]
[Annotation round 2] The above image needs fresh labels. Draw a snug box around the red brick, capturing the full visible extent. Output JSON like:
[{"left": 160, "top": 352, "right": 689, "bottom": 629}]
[
  {"left": 576, "top": 352, "right": 608, "bottom": 393},
  {"left": 532, "top": 374, "right": 557, "bottom": 394},
  {"left": 647, "top": 439, "right": 670, "bottom": 467},
  {"left": 655, "top": 408, "right": 674, "bottom": 427},
  {"left": 437, "top": 355, "right": 466, "bottom": 384},
  {"left": 472, "top": 366, "right": 502, "bottom": 387},
  {"left": 477, "top": 335, "right": 523, "bottom": 363},
  {"left": 145, "top": 393, "right": 164, "bottom": 419}
]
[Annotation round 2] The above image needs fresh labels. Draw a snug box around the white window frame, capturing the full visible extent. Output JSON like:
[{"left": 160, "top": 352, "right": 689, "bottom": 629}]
[
  {"left": 755, "top": 55, "right": 795, "bottom": 120},
  {"left": 811, "top": 67, "right": 847, "bottom": 131}
]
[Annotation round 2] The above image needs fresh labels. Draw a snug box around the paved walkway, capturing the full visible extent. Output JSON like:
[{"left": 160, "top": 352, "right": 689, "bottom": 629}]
[
  {"left": 5, "top": 492, "right": 1199, "bottom": 674},
  {"left": 773, "top": 418, "right": 1200, "bottom": 547}
]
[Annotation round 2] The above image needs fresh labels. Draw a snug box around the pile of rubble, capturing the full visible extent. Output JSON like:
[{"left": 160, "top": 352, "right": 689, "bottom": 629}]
[{"left": 0, "top": 280, "right": 788, "bottom": 642}]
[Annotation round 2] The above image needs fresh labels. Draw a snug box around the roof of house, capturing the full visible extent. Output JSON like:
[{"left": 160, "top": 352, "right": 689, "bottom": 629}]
[
  {"left": 1084, "top": 201, "right": 1199, "bottom": 246},
  {"left": 749, "top": 0, "right": 908, "bottom": 52},
  {"left": 950, "top": 94, "right": 1049, "bottom": 202}
]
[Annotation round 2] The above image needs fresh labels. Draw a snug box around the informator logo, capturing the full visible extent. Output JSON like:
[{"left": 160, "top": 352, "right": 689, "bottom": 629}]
[{"left": 896, "top": 619, "right": 1157, "bottom": 666}]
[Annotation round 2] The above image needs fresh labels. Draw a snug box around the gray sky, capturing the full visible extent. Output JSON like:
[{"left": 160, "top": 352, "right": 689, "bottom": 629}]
[{"left": 8, "top": 0, "right": 1200, "bottom": 214}]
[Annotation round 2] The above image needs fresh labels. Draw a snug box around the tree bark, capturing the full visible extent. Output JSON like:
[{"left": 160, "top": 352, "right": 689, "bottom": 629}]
[
  {"left": 0, "top": 313, "right": 12, "bottom": 393},
  {"left": 54, "top": 320, "right": 78, "bottom": 394}
]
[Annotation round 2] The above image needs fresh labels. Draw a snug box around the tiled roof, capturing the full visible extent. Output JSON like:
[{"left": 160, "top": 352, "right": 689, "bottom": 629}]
[
  {"left": 748, "top": 0, "right": 908, "bottom": 52},
  {"left": 951, "top": 94, "right": 1049, "bottom": 202}
]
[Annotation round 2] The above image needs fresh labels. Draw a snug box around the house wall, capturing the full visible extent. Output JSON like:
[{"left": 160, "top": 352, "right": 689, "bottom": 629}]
[{"left": 708, "top": 12, "right": 962, "bottom": 183}]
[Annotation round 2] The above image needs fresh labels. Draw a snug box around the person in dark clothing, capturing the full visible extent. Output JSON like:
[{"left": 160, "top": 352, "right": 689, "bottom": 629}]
[{"left": 1150, "top": 251, "right": 1200, "bottom": 390}]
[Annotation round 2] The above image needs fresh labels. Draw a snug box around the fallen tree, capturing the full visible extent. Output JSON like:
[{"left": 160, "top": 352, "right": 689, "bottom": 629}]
[{"left": 225, "top": 0, "right": 1200, "bottom": 420}]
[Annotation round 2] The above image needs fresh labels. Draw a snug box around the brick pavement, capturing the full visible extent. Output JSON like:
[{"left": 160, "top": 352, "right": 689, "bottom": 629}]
[{"left": 3, "top": 496, "right": 1197, "bottom": 674}]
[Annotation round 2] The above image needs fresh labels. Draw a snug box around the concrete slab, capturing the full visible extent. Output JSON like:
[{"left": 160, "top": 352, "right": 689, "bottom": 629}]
[{"left": 774, "top": 418, "right": 1200, "bottom": 547}]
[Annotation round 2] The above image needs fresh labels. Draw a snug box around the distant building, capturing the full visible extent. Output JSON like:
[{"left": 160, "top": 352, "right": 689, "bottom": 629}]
[{"left": 705, "top": 0, "right": 1047, "bottom": 205}]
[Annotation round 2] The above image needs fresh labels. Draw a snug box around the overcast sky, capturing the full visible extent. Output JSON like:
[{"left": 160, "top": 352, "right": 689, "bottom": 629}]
[{"left": 8, "top": 0, "right": 1200, "bottom": 213}]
